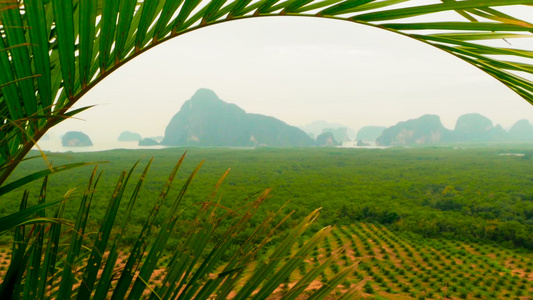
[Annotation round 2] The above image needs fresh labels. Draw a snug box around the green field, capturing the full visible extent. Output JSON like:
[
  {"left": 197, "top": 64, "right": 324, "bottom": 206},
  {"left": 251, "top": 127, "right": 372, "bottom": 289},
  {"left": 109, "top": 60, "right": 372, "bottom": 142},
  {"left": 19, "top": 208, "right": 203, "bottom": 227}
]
[
  {"left": 2, "top": 146, "right": 533, "bottom": 298},
  {"left": 5, "top": 146, "right": 533, "bottom": 247}
]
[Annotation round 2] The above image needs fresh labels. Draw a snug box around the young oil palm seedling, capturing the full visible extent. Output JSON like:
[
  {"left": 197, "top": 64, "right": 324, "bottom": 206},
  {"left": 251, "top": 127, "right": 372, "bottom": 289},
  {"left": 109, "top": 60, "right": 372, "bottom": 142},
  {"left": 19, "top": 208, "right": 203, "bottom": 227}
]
[{"left": 0, "top": 153, "right": 358, "bottom": 299}]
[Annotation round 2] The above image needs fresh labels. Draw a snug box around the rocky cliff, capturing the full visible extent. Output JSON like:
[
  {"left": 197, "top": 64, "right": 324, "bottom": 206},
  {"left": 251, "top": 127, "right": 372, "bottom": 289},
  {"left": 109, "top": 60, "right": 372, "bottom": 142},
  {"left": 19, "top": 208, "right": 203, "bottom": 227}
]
[
  {"left": 161, "top": 89, "right": 315, "bottom": 147},
  {"left": 376, "top": 115, "right": 452, "bottom": 146}
]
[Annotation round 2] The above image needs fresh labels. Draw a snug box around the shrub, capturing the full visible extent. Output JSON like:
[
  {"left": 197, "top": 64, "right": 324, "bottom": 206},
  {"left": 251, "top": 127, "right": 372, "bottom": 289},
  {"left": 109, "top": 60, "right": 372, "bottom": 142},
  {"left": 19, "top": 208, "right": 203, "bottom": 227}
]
[{"left": 364, "top": 282, "right": 375, "bottom": 294}]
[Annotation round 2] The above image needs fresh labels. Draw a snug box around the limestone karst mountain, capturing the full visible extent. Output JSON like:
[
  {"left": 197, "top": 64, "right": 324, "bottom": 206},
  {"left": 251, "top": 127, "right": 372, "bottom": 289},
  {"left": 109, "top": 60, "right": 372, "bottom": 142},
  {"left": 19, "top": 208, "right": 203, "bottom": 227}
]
[
  {"left": 118, "top": 131, "right": 142, "bottom": 141},
  {"left": 300, "top": 120, "right": 355, "bottom": 140},
  {"left": 322, "top": 128, "right": 350, "bottom": 143},
  {"left": 62, "top": 131, "right": 93, "bottom": 147},
  {"left": 356, "top": 126, "right": 386, "bottom": 142},
  {"left": 375, "top": 113, "right": 533, "bottom": 146},
  {"left": 376, "top": 115, "right": 453, "bottom": 146},
  {"left": 453, "top": 113, "right": 507, "bottom": 142},
  {"left": 163, "top": 91, "right": 533, "bottom": 148},
  {"left": 509, "top": 119, "right": 533, "bottom": 140},
  {"left": 161, "top": 89, "right": 315, "bottom": 147},
  {"left": 139, "top": 138, "right": 159, "bottom": 146},
  {"left": 316, "top": 132, "right": 340, "bottom": 147}
]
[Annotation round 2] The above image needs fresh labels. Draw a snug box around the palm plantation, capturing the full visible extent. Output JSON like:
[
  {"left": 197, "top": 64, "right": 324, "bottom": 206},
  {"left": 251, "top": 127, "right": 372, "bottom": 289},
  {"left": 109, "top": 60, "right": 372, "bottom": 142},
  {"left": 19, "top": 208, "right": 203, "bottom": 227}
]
[{"left": 1, "top": 0, "right": 533, "bottom": 298}]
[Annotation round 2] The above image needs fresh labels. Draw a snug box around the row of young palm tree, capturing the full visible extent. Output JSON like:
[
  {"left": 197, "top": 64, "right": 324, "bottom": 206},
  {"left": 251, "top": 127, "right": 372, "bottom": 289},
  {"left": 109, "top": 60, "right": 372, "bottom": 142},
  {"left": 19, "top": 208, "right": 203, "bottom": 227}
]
[{"left": 1, "top": 0, "right": 533, "bottom": 298}]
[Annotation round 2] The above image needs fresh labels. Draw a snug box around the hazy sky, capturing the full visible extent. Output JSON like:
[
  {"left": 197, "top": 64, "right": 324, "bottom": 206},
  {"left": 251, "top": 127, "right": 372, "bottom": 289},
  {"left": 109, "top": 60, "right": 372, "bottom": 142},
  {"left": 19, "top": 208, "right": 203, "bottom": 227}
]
[{"left": 45, "top": 8, "right": 533, "bottom": 146}]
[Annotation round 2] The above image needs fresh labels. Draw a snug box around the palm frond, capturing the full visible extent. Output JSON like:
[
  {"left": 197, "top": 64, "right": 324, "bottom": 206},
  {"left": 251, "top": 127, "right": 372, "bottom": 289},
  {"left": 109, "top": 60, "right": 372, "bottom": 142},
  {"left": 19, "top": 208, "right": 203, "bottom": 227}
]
[{"left": 0, "top": 156, "right": 359, "bottom": 299}]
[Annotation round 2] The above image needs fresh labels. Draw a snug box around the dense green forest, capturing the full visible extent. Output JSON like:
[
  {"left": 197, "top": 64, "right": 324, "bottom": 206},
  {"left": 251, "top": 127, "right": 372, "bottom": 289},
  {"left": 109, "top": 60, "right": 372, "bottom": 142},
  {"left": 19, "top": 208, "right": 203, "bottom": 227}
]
[{"left": 3, "top": 146, "right": 533, "bottom": 250}]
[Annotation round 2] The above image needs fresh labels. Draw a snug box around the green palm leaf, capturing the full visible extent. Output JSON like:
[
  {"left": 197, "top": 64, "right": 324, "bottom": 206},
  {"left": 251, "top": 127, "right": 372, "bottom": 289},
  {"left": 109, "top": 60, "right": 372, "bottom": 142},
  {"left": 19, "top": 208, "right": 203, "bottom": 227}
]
[{"left": 0, "top": 156, "right": 361, "bottom": 299}]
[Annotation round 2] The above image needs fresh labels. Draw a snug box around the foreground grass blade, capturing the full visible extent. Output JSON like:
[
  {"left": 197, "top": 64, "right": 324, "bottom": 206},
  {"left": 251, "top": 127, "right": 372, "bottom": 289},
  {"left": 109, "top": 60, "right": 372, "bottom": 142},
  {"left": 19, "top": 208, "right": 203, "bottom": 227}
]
[
  {"left": 76, "top": 162, "right": 139, "bottom": 299},
  {"left": 161, "top": 169, "right": 232, "bottom": 299},
  {"left": 0, "top": 200, "right": 61, "bottom": 233},
  {"left": 0, "top": 162, "right": 102, "bottom": 196},
  {"left": 128, "top": 160, "right": 205, "bottom": 299},
  {"left": 36, "top": 199, "right": 67, "bottom": 299},
  {"left": 92, "top": 243, "right": 119, "bottom": 300},
  {"left": 282, "top": 243, "right": 347, "bottom": 300},
  {"left": 233, "top": 209, "right": 320, "bottom": 299},
  {"left": 185, "top": 191, "right": 276, "bottom": 300},
  {"left": 0, "top": 191, "right": 29, "bottom": 299},
  {"left": 23, "top": 176, "right": 48, "bottom": 299},
  {"left": 0, "top": 152, "right": 362, "bottom": 299},
  {"left": 216, "top": 200, "right": 293, "bottom": 300},
  {"left": 252, "top": 225, "right": 334, "bottom": 299},
  {"left": 163, "top": 214, "right": 216, "bottom": 300},
  {"left": 93, "top": 159, "right": 152, "bottom": 299},
  {"left": 307, "top": 264, "right": 358, "bottom": 300},
  {"left": 57, "top": 167, "right": 100, "bottom": 299},
  {"left": 111, "top": 155, "right": 186, "bottom": 300}
]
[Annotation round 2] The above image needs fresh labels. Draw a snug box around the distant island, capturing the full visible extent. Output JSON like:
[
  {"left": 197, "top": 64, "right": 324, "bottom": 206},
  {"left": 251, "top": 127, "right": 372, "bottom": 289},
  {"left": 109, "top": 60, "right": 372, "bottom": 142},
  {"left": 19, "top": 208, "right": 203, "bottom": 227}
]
[
  {"left": 316, "top": 132, "right": 340, "bottom": 147},
  {"left": 161, "top": 89, "right": 315, "bottom": 147},
  {"left": 106, "top": 88, "right": 533, "bottom": 148},
  {"left": 375, "top": 113, "right": 533, "bottom": 146},
  {"left": 62, "top": 131, "right": 93, "bottom": 147},
  {"left": 300, "top": 121, "right": 356, "bottom": 141},
  {"left": 149, "top": 136, "right": 164, "bottom": 143},
  {"left": 118, "top": 131, "right": 142, "bottom": 141},
  {"left": 376, "top": 114, "right": 453, "bottom": 146},
  {"left": 139, "top": 138, "right": 159, "bottom": 146},
  {"left": 356, "top": 126, "right": 386, "bottom": 142},
  {"left": 161, "top": 89, "right": 533, "bottom": 148}
]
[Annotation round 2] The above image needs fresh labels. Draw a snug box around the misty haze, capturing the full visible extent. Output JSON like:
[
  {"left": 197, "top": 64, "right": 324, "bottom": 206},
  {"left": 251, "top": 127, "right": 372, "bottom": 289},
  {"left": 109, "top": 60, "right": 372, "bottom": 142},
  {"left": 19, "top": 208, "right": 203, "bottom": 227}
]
[{"left": 2, "top": 2, "right": 533, "bottom": 299}]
